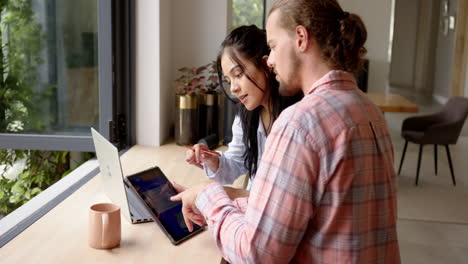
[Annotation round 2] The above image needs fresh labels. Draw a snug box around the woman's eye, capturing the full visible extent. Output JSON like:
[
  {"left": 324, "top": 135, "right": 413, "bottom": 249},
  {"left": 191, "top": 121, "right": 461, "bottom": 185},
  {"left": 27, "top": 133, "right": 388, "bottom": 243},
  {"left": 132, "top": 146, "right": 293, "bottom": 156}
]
[{"left": 235, "top": 72, "right": 243, "bottom": 78}]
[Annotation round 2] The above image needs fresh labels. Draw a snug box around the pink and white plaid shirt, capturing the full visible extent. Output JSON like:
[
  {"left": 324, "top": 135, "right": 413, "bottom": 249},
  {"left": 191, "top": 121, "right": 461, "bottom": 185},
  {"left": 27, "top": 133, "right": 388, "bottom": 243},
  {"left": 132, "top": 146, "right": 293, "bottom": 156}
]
[{"left": 196, "top": 70, "right": 400, "bottom": 263}]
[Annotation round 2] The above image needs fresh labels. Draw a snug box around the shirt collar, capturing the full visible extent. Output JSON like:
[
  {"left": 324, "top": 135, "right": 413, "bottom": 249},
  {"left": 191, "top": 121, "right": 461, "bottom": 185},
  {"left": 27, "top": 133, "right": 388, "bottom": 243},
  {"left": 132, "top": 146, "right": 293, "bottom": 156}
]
[{"left": 306, "top": 70, "right": 356, "bottom": 95}]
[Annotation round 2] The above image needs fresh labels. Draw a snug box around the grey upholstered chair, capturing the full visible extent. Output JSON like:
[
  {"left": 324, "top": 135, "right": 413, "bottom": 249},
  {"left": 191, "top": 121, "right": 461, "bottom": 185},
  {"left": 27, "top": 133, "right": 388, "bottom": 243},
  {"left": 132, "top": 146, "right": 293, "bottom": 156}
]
[{"left": 398, "top": 96, "right": 468, "bottom": 186}]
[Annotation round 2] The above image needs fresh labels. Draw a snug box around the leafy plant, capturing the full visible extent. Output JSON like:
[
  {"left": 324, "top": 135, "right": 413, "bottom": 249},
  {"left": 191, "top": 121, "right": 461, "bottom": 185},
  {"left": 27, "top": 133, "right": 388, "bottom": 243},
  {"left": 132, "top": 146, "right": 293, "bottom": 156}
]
[
  {"left": 174, "top": 65, "right": 208, "bottom": 95},
  {"left": 174, "top": 62, "right": 220, "bottom": 95},
  {"left": 203, "top": 61, "right": 220, "bottom": 94},
  {"left": 0, "top": 150, "right": 70, "bottom": 214},
  {"left": 0, "top": 0, "right": 50, "bottom": 132},
  {"left": 0, "top": 150, "right": 95, "bottom": 215},
  {"left": 0, "top": 0, "right": 74, "bottom": 217}
]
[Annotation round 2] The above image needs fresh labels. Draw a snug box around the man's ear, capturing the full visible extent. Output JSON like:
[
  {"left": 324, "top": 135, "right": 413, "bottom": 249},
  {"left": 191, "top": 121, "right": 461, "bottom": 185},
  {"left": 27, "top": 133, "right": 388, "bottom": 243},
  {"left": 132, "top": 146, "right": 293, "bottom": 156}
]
[{"left": 295, "top": 25, "right": 309, "bottom": 52}]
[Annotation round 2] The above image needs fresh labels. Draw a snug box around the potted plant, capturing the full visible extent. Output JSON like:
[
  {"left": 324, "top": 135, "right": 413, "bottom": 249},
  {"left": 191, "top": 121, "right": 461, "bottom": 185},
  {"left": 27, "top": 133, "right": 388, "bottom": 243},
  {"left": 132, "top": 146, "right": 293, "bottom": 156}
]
[
  {"left": 198, "top": 61, "right": 221, "bottom": 142},
  {"left": 174, "top": 65, "right": 207, "bottom": 145}
]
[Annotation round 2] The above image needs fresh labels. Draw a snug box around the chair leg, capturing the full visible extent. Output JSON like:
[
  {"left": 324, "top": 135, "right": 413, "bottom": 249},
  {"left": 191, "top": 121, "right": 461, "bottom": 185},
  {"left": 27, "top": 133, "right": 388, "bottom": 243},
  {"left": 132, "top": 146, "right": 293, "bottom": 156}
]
[
  {"left": 445, "top": 145, "right": 456, "bottom": 186},
  {"left": 398, "top": 140, "right": 408, "bottom": 175},
  {"left": 434, "top": 144, "right": 437, "bottom": 175},
  {"left": 415, "top": 144, "right": 423, "bottom": 186}
]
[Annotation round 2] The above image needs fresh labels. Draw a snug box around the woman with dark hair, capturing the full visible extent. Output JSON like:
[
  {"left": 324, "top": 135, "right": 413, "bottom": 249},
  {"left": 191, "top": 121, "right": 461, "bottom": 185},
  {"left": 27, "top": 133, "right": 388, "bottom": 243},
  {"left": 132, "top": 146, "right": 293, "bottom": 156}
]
[{"left": 185, "top": 25, "right": 301, "bottom": 191}]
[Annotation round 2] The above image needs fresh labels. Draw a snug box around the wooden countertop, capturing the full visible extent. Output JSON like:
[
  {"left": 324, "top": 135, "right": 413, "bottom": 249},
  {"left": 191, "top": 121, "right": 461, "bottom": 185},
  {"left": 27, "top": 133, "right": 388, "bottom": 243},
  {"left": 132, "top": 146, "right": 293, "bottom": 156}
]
[
  {"left": 366, "top": 93, "right": 419, "bottom": 113},
  {"left": 0, "top": 143, "right": 239, "bottom": 264}
]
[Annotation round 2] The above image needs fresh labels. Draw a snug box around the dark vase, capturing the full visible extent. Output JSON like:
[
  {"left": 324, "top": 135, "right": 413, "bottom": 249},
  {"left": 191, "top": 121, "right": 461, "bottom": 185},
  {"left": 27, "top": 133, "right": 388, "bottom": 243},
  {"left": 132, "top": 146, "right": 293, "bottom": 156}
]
[
  {"left": 223, "top": 96, "right": 238, "bottom": 146},
  {"left": 199, "top": 93, "right": 218, "bottom": 140},
  {"left": 175, "top": 94, "right": 199, "bottom": 145},
  {"left": 356, "top": 59, "right": 369, "bottom": 93},
  {"left": 217, "top": 94, "right": 224, "bottom": 143}
]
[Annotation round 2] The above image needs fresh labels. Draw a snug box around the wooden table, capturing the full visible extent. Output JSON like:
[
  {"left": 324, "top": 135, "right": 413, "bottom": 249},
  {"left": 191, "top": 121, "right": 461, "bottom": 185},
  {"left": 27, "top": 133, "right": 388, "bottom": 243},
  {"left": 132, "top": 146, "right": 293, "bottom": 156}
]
[
  {"left": 366, "top": 93, "right": 419, "bottom": 113},
  {"left": 0, "top": 143, "right": 239, "bottom": 264}
]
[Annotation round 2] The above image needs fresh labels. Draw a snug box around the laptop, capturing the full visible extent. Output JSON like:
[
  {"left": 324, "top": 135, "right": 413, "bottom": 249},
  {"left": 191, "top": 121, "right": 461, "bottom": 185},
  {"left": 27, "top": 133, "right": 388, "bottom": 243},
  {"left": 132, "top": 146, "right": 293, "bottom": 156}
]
[{"left": 91, "top": 128, "right": 153, "bottom": 224}]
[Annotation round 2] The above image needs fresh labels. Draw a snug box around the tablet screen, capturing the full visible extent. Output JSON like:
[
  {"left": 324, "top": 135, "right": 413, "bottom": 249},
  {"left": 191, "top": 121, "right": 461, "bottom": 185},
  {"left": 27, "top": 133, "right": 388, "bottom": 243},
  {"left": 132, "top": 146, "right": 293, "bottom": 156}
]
[{"left": 127, "top": 167, "right": 202, "bottom": 243}]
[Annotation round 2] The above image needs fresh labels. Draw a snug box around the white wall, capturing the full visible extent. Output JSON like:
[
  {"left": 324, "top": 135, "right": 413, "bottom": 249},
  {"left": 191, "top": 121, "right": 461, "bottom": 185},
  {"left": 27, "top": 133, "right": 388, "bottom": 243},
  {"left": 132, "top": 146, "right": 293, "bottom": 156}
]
[
  {"left": 340, "top": 0, "right": 393, "bottom": 93},
  {"left": 389, "top": 0, "right": 419, "bottom": 89},
  {"left": 171, "top": 0, "right": 229, "bottom": 72},
  {"left": 135, "top": 0, "right": 229, "bottom": 146},
  {"left": 413, "top": 0, "right": 439, "bottom": 95},
  {"left": 433, "top": 0, "right": 457, "bottom": 100},
  {"left": 465, "top": 62, "right": 468, "bottom": 97},
  {"left": 389, "top": 0, "right": 440, "bottom": 96},
  {"left": 135, "top": 0, "right": 161, "bottom": 146}
]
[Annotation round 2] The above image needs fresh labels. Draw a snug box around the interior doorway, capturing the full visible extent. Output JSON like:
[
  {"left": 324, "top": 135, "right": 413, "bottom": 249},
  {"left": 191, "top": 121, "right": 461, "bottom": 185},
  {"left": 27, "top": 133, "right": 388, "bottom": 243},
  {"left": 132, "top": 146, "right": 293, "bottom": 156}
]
[{"left": 389, "top": 0, "right": 467, "bottom": 104}]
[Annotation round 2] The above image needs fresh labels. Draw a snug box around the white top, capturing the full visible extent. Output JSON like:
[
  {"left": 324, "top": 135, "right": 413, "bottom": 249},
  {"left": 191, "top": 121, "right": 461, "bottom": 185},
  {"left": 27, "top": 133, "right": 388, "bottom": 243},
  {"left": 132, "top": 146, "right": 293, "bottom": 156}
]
[{"left": 203, "top": 115, "right": 267, "bottom": 190}]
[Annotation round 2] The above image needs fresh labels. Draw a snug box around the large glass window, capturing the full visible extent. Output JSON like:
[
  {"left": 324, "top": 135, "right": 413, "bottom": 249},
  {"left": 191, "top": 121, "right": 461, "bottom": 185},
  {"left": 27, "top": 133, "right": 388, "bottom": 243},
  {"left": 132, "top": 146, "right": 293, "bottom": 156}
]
[
  {"left": 0, "top": 0, "right": 105, "bottom": 218},
  {"left": 1, "top": 0, "right": 98, "bottom": 136},
  {"left": 0, "top": 0, "right": 124, "bottom": 221},
  {"left": 232, "top": 0, "right": 265, "bottom": 29},
  {"left": 0, "top": 0, "right": 113, "bottom": 152}
]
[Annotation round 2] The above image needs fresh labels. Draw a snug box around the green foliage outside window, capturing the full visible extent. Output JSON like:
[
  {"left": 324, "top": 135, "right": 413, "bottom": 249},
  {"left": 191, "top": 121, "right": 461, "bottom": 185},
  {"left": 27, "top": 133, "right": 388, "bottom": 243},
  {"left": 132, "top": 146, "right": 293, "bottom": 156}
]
[
  {"left": 232, "top": 0, "right": 264, "bottom": 29},
  {"left": 0, "top": 0, "right": 74, "bottom": 217},
  {"left": 0, "top": 0, "right": 50, "bottom": 132},
  {"left": 0, "top": 150, "right": 72, "bottom": 215}
]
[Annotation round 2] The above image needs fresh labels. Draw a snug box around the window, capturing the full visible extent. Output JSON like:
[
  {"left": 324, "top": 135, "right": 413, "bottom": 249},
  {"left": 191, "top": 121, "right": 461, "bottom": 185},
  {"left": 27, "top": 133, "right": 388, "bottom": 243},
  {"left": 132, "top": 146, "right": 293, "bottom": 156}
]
[
  {"left": 0, "top": 0, "right": 114, "bottom": 152},
  {"left": 232, "top": 0, "right": 266, "bottom": 29},
  {"left": 0, "top": 0, "right": 133, "bottom": 244}
]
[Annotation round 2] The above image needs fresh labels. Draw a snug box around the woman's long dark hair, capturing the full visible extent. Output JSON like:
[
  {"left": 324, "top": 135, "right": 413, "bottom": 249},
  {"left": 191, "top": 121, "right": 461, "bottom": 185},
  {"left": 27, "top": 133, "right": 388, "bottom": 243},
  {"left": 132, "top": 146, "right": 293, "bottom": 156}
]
[{"left": 216, "top": 25, "right": 302, "bottom": 178}]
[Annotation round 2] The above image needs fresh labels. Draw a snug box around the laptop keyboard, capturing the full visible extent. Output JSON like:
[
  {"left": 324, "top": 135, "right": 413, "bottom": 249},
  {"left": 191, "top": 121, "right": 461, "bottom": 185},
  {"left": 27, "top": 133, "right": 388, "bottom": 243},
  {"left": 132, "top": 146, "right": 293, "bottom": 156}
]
[{"left": 125, "top": 185, "right": 153, "bottom": 222}]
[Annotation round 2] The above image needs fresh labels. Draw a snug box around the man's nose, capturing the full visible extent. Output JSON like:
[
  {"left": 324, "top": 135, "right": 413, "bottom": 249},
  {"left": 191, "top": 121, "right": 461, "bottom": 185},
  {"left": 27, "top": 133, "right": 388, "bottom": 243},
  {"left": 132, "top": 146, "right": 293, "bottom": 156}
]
[{"left": 267, "top": 54, "right": 274, "bottom": 68}]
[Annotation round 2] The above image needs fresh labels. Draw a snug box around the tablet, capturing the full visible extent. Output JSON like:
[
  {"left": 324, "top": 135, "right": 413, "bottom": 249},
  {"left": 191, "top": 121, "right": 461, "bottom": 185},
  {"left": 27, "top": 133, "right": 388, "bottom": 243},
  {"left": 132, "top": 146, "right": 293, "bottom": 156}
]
[{"left": 125, "top": 166, "right": 204, "bottom": 245}]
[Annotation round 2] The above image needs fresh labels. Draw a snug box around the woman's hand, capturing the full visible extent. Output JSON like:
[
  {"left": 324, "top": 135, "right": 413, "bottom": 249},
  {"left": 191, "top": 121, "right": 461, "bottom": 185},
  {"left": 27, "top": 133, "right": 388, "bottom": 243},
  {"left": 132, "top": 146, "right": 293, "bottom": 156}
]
[{"left": 185, "top": 143, "right": 220, "bottom": 172}]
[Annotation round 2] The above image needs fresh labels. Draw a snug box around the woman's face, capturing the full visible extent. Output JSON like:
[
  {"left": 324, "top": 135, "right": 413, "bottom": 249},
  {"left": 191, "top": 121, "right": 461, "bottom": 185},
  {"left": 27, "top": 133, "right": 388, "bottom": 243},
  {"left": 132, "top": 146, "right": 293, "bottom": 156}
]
[{"left": 221, "top": 52, "right": 269, "bottom": 111}]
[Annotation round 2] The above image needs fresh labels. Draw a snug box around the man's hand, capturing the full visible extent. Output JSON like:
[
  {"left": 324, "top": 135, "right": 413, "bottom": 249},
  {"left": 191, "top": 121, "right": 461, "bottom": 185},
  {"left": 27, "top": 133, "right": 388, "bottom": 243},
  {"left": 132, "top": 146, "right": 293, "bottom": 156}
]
[
  {"left": 170, "top": 180, "right": 214, "bottom": 232},
  {"left": 171, "top": 181, "right": 187, "bottom": 192}
]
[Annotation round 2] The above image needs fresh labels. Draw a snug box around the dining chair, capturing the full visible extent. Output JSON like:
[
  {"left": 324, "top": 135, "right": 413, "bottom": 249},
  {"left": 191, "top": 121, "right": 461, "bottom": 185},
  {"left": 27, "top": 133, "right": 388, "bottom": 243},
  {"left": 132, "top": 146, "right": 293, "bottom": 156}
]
[{"left": 397, "top": 96, "right": 468, "bottom": 185}]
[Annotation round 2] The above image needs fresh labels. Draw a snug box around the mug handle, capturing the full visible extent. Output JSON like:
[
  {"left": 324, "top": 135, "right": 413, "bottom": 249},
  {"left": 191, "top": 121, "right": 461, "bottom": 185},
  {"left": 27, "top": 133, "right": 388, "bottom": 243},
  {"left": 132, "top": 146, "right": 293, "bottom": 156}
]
[{"left": 101, "top": 214, "right": 109, "bottom": 248}]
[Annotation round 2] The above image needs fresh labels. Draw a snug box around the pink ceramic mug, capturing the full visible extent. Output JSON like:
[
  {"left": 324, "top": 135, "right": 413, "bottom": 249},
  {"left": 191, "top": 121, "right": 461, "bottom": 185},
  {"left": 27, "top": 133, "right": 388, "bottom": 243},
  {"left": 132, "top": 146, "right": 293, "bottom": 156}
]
[{"left": 88, "top": 203, "right": 121, "bottom": 249}]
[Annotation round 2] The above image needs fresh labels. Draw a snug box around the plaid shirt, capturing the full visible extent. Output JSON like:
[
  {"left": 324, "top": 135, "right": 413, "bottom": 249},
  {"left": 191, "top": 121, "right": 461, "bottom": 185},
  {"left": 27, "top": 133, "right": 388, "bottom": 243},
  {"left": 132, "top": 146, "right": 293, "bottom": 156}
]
[{"left": 196, "top": 70, "right": 400, "bottom": 263}]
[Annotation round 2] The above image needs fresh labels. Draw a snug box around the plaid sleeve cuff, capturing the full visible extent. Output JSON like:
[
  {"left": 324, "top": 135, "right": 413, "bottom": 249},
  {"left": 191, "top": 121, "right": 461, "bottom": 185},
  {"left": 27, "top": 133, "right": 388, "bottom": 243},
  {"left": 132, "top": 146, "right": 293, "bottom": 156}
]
[
  {"left": 195, "top": 182, "right": 231, "bottom": 217},
  {"left": 233, "top": 197, "right": 248, "bottom": 213}
]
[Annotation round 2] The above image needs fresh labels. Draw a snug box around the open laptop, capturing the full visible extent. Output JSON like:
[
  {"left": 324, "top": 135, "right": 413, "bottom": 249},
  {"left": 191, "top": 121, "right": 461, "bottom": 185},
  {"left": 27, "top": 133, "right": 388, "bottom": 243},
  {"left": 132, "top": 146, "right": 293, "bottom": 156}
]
[{"left": 91, "top": 128, "right": 153, "bottom": 224}]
